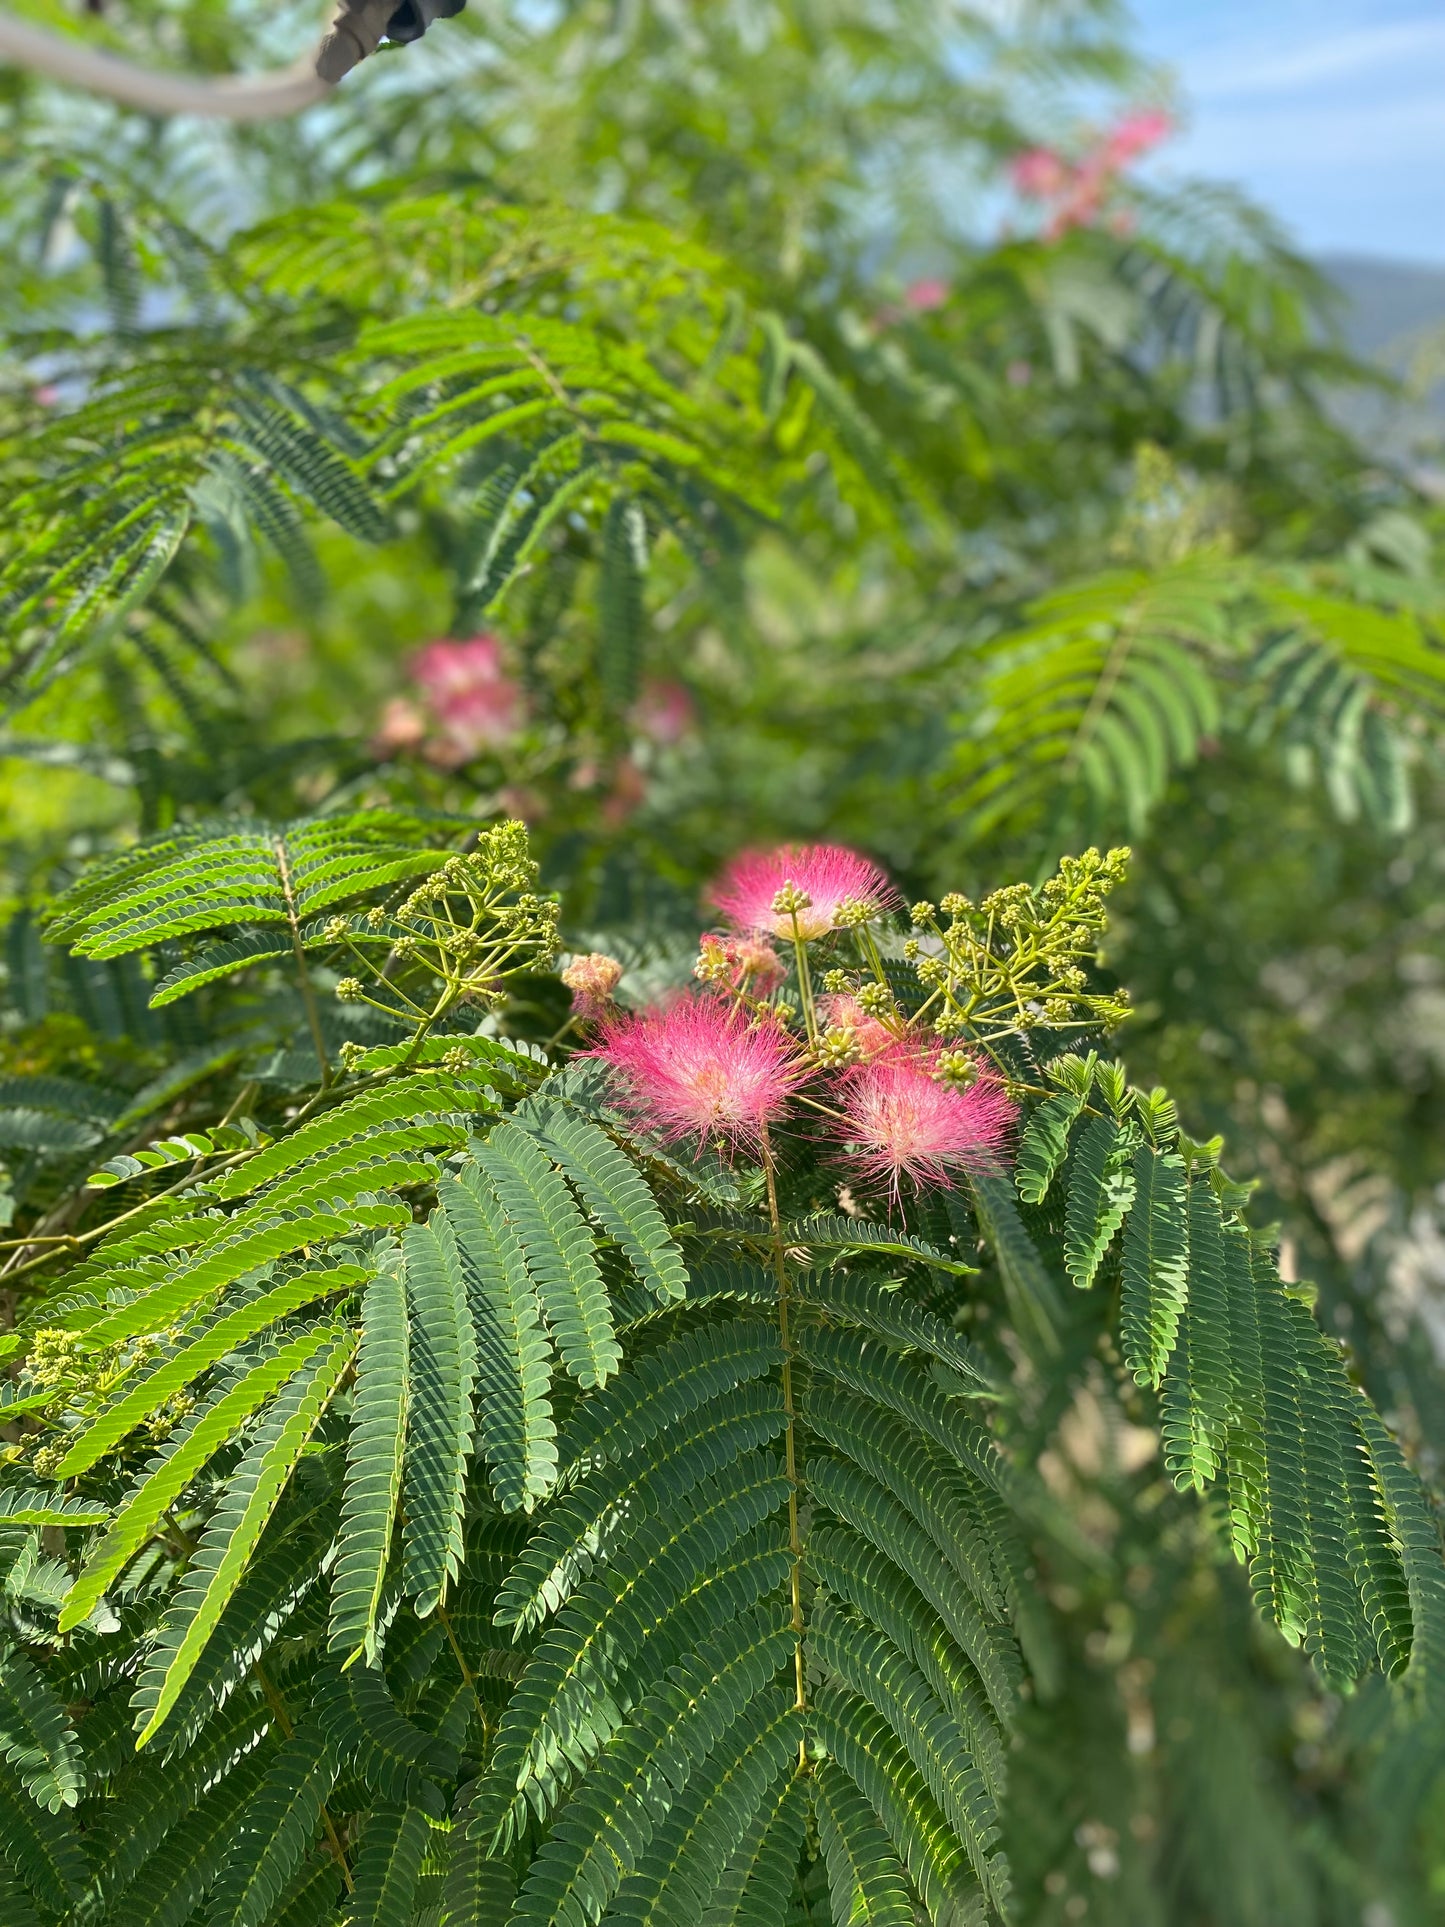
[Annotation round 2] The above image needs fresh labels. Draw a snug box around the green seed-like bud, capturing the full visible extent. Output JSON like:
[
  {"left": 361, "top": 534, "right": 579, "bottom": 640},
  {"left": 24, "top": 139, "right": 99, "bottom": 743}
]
[{"left": 771, "top": 881, "right": 813, "bottom": 916}]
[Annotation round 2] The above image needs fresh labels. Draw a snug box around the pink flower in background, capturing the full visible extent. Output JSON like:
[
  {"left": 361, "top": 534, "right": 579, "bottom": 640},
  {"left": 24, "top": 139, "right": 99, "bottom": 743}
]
[
  {"left": 903, "top": 278, "right": 950, "bottom": 314},
  {"left": 1010, "top": 148, "right": 1072, "bottom": 200},
  {"left": 831, "top": 1050, "right": 1016, "bottom": 1200},
  {"left": 1103, "top": 109, "right": 1173, "bottom": 168},
  {"left": 411, "top": 634, "right": 526, "bottom": 763},
  {"left": 600, "top": 755, "right": 647, "bottom": 828},
  {"left": 495, "top": 785, "right": 547, "bottom": 822},
  {"left": 561, "top": 951, "right": 624, "bottom": 1020},
  {"left": 710, "top": 844, "right": 898, "bottom": 942},
  {"left": 1010, "top": 108, "right": 1173, "bottom": 241},
  {"left": 592, "top": 997, "right": 804, "bottom": 1152},
  {"left": 373, "top": 697, "right": 428, "bottom": 757},
  {"left": 632, "top": 679, "right": 696, "bottom": 745}
]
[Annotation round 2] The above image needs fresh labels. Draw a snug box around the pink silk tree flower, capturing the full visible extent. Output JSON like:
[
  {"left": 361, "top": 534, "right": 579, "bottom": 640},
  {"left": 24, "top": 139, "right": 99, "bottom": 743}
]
[
  {"left": 632, "top": 679, "right": 697, "bottom": 745},
  {"left": 1102, "top": 108, "right": 1173, "bottom": 168},
  {"left": 903, "top": 277, "right": 950, "bottom": 314},
  {"left": 710, "top": 844, "right": 898, "bottom": 942},
  {"left": 591, "top": 996, "right": 803, "bottom": 1153},
  {"left": 1010, "top": 147, "right": 1073, "bottom": 200},
  {"left": 412, "top": 634, "right": 526, "bottom": 761},
  {"left": 832, "top": 1050, "right": 1016, "bottom": 1201}
]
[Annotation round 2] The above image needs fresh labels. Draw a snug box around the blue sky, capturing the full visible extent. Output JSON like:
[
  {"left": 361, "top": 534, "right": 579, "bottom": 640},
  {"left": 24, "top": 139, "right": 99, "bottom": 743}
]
[{"left": 1129, "top": 0, "right": 1445, "bottom": 264}]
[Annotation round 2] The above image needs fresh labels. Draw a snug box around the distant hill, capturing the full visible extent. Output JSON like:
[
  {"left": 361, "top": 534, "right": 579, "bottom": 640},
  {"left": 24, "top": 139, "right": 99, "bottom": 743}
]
[
  {"left": 1317, "top": 253, "right": 1445, "bottom": 486},
  {"left": 1320, "top": 254, "right": 1445, "bottom": 358}
]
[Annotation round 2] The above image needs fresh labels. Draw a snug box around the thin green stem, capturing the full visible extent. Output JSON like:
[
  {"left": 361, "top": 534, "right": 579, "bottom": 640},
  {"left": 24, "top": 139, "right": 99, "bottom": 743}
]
[{"left": 788, "top": 912, "right": 817, "bottom": 1046}]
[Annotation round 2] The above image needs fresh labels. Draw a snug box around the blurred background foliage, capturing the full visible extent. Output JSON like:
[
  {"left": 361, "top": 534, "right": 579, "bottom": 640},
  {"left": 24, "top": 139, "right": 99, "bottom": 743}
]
[{"left": 2, "top": 1, "right": 1445, "bottom": 1921}]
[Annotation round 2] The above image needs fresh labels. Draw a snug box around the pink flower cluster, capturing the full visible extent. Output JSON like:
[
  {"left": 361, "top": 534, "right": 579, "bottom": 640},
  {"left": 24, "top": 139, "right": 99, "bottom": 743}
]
[
  {"left": 374, "top": 634, "right": 526, "bottom": 768},
  {"left": 590, "top": 839, "right": 1015, "bottom": 1205},
  {"left": 710, "top": 843, "right": 897, "bottom": 942},
  {"left": 1010, "top": 108, "right": 1173, "bottom": 240},
  {"left": 592, "top": 996, "right": 804, "bottom": 1155}
]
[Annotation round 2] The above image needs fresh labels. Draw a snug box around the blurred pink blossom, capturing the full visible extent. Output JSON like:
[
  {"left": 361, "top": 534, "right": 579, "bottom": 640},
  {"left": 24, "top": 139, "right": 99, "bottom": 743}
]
[
  {"left": 903, "top": 278, "right": 950, "bottom": 314},
  {"left": 631, "top": 679, "right": 696, "bottom": 745},
  {"left": 1010, "top": 148, "right": 1072, "bottom": 200},
  {"left": 411, "top": 634, "right": 526, "bottom": 762},
  {"left": 1103, "top": 109, "right": 1173, "bottom": 167},
  {"left": 373, "top": 696, "right": 428, "bottom": 757},
  {"left": 496, "top": 785, "right": 547, "bottom": 822},
  {"left": 1010, "top": 108, "right": 1173, "bottom": 241},
  {"left": 600, "top": 755, "right": 647, "bottom": 828}
]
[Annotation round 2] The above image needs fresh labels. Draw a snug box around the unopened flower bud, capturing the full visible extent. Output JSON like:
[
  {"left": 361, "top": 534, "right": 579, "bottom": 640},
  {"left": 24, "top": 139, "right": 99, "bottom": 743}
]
[
  {"left": 335, "top": 977, "right": 363, "bottom": 1002},
  {"left": 909, "top": 901, "right": 935, "bottom": 926},
  {"left": 856, "top": 981, "right": 894, "bottom": 1016},
  {"left": 815, "top": 1024, "right": 862, "bottom": 1069},
  {"left": 771, "top": 881, "right": 814, "bottom": 918},
  {"left": 832, "top": 897, "right": 876, "bottom": 929},
  {"left": 932, "top": 1048, "right": 975, "bottom": 1086}
]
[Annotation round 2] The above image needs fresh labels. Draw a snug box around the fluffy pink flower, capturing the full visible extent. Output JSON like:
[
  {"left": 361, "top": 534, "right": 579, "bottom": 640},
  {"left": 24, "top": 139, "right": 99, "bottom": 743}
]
[
  {"left": 710, "top": 844, "right": 898, "bottom": 942},
  {"left": 412, "top": 634, "right": 525, "bottom": 761},
  {"left": 832, "top": 1050, "right": 1015, "bottom": 1199},
  {"left": 632, "top": 679, "right": 696, "bottom": 745},
  {"left": 561, "top": 952, "right": 624, "bottom": 1020},
  {"left": 591, "top": 997, "right": 803, "bottom": 1152}
]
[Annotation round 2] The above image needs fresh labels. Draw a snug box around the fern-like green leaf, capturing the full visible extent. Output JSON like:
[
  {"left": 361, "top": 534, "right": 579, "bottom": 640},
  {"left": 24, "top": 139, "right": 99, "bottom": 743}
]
[
  {"left": 347, "top": 1803, "right": 431, "bottom": 1926},
  {"left": 1160, "top": 1182, "right": 1233, "bottom": 1491},
  {"left": 0, "top": 1648, "right": 84, "bottom": 1812},
  {"left": 525, "top": 1102, "right": 687, "bottom": 1306},
  {"left": 329, "top": 1271, "right": 409, "bottom": 1667},
  {"left": 1119, "top": 1145, "right": 1189, "bottom": 1386},
  {"left": 60, "top": 1324, "right": 348, "bottom": 1632},
  {"left": 402, "top": 1222, "right": 477, "bottom": 1616},
  {"left": 437, "top": 1168, "right": 558, "bottom": 1516},
  {"left": 1062, "top": 1115, "right": 1135, "bottom": 1289},
  {"left": 55, "top": 1265, "right": 367, "bottom": 1477},
  {"left": 1014, "top": 1091, "right": 1085, "bottom": 1206},
  {"left": 474, "top": 1122, "right": 620, "bottom": 1389},
  {"left": 208, "top": 1718, "right": 341, "bottom": 1927},
  {"left": 131, "top": 1330, "right": 354, "bottom": 1744},
  {"left": 814, "top": 1757, "right": 917, "bottom": 1927}
]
